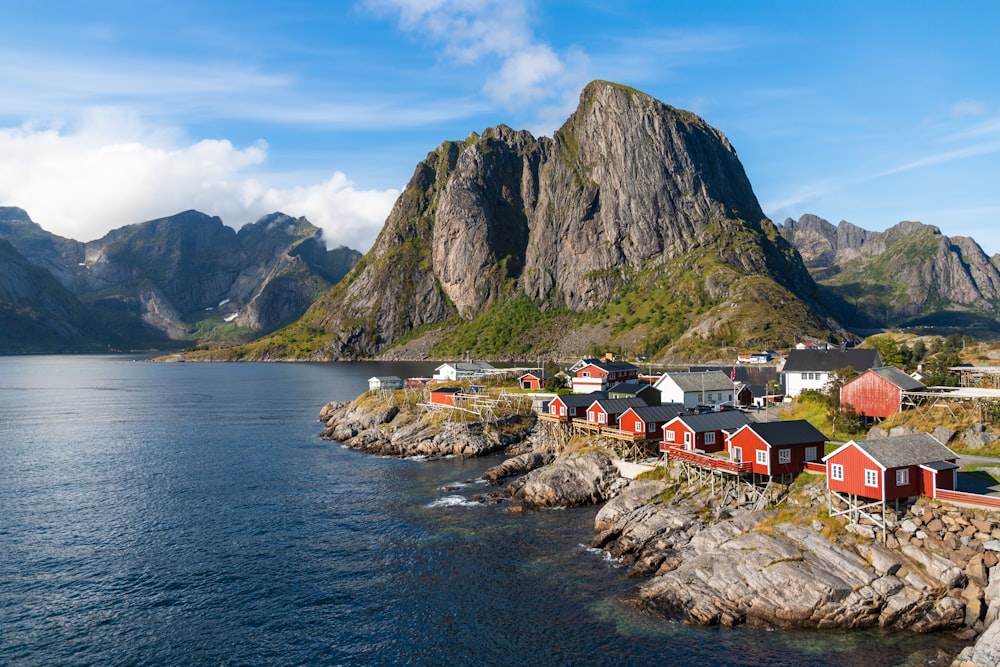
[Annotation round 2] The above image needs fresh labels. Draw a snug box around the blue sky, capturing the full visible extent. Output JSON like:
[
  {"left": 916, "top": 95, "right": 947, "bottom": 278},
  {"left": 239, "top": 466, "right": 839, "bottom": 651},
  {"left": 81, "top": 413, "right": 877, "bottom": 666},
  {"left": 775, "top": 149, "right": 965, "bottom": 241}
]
[{"left": 2, "top": 1, "right": 999, "bottom": 254}]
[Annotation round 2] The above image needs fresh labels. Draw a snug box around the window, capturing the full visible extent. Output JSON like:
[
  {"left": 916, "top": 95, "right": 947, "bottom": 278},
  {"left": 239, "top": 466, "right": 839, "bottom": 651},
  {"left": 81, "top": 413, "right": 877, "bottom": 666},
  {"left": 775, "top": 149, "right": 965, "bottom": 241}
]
[
  {"left": 805, "top": 446, "right": 817, "bottom": 462},
  {"left": 778, "top": 449, "right": 791, "bottom": 464},
  {"left": 704, "top": 432, "right": 716, "bottom": 445},
  {"left": 831, "top": 463, "right": 844, "bottom": 481},
  {"left": 648, "top": 422, "right": 656, "bottom": 433},
  {"left": 665, "top": 430, "right": 675, "bottom": 442},
  {"left": 569, "top": 407, "right": 577, "bottom": 416},
  {"left": 864, "top": 469, "right": 878, "bottom": 487},
  {"left": 582, "top": 371, "right": 590, "bottom": 378},
  {"left": 635, "top": 422, "right": 643, "bottom": 433},
  {"left": 756, "top": 449, "right": 768, "bottom": 465},
  {"left": 598, "top": 413, "right": 606, "bottom": 424},
  {"left": 801, "top": 372, "right": 809, "bottom": 381},
  {"left": 896, "top": 469, "right": 909, "bottom": 486}
]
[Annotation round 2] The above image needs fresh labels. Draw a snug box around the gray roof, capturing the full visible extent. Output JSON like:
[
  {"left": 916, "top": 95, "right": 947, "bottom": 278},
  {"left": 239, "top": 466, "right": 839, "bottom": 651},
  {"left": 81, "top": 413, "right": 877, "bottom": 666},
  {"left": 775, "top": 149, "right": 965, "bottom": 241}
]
[
  {"left": 370, "top": 375, "right": 403, "bottom": 383},
  {"left": 660, "top": 371, "right": 734, "bottom": 393},
  {"left": 782, "top": 348, "right": 881, "bottom": 373},
  {"left": 590, "top": 397, "right": 649, "bottom": 413},
  {"left": 609, "top": 382, "right": 658, "bottom": 395},
  {"left": 841, "top": 433, "right": 955, "bottom": 468},
  {"left": 673, "top": 410, "right": 750, "bottom": 433},
  {"left": 623, "top": 403, "right": 687, "bottom": 423},
  {"left": 553, "top": 392, "right": 608, "bottom": 407},
  {"left": 869, "top": 366, "right": 926, "bottom": 391},
  {"left": 743, "top": 420, "right": 828, "bottom": 446}
]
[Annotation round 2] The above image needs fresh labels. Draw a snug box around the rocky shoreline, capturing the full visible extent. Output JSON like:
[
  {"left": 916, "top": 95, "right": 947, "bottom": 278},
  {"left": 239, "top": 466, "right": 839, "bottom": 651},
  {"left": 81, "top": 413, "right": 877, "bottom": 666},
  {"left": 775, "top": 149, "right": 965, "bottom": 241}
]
[{"left": 319, "top": 394, "right": 1000, "bottom": 666}]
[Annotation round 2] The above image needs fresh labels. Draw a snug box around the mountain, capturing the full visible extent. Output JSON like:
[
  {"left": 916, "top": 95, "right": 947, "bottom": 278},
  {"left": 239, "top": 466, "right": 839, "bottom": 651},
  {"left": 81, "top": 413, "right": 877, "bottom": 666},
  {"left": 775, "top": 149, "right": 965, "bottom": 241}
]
[
  {"left": 0, "top": 207, "right": 361, "bottom": 352},
  {"left": 781, "top": 215, "right": 1000, "bottom": 331},
  {"left": 234, "top": 81, "right": 840, "bottom": 362},
  {"left": 0, "top": 239, "right": 115, "bottom": 352}
]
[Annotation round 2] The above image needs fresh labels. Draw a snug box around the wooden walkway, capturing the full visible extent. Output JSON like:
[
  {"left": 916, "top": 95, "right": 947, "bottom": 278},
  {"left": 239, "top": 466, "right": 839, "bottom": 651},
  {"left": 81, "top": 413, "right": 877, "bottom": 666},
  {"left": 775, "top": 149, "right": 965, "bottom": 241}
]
[{"left": 662, "top": 444, "right": 751, "bottom": 474}]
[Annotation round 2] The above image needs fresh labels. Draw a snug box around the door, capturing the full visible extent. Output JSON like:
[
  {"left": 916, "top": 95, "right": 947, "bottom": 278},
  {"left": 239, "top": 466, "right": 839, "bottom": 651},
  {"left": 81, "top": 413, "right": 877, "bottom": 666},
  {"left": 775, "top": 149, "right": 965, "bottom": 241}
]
[{"left": 731, "top": 446, "right": 742, "bottom": 463}]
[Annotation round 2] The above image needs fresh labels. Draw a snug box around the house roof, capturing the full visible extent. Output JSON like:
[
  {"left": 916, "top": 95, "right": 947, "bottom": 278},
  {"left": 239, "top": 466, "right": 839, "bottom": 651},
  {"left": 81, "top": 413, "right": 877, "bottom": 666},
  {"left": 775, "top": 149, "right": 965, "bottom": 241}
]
[
  {"left": 430, "top": 387, "right": 462, "bottom": 394},
  {"left": 671, "top": 410, "right": 750, "bottom": 433},
  {"left": 868, "top": 366, "right": 926, "bottom": 391},
  {"left": 782, "top": 348, "right": 880, "bottom": 373},
  {"left": 520, "top": 371, "right": 554, "bottom": 380},
  {"left": 624, "top": 403, "right": 687, "bottom": 423},
  {"left": 826, "top": 433, "right": 955, "bottom": 469},
  {"left": 579, "top": 360, "right": 640, "bottom": 374},
  {"left": 590, "top": 397, "right": 649, "bottom": 413},
  {"left": 435, "top": 361, "right": 495, "bottom": 372},
  {"left": 657, "top": 371, "right": 734, "bottom": 393},
  {"left": 608, "top": 381, "right": 657, "bottom": 395},
  {"left": 741, "top": 420, "right": 828, "bottom": 446},
  {"left": 370, "top": 375, "right": 403, "bottom": 382},
  {"left": 551, "top": 392, "right": 607, "bottom": 407}
]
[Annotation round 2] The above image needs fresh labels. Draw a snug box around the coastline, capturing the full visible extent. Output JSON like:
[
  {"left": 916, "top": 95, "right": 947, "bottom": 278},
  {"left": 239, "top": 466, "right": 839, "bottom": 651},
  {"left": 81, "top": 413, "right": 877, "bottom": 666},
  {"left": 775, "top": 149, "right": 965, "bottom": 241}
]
[{"left": 320, "top": 389, "right": 1000, "bottom": 665}]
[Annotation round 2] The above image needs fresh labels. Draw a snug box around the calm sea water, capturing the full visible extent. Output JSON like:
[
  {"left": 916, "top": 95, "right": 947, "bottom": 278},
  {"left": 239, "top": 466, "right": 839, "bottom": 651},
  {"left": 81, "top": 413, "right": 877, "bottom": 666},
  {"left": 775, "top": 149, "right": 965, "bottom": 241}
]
[{"left": 0, "top": 356, "right": 962, "bottom": 666}]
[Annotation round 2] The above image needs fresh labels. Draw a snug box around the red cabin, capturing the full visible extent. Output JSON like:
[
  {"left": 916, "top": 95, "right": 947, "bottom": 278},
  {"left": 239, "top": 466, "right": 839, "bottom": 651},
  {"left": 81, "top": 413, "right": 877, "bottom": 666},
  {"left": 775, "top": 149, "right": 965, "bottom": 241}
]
[
  {"left": 839, "top": 367, "right": 925, "bottom": 419},
  {"left": 519, "top": 371, "right": 553, "bottom": 391},
  {"left": 617, "top": 404, "right": 686, "bottom": 439},
  {"left": 661, "top": 411, "right": 750, "bottom": 454},
  {"left": 727, "top": 420, "right": 827, "bottom": 475},
  {"left": 586, "top": 398, "right": 648, "bottom": 427},
  {"left": 429, "top": 387, "right": 461, "bottom": 406},
  {"left": 546, "top": 393, "right": 606, "bottom": 422},
  {"left": 571, "top": 360, "right": 640, "bottom": 393},
  {"left": 823, "top": 433, "right": 957, "bottom": 502}
]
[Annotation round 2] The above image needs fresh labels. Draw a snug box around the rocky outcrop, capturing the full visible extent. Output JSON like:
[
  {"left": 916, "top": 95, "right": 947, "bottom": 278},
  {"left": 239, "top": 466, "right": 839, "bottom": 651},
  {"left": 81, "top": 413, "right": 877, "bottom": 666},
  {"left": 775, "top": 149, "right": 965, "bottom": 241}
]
[
  {"left": 506, "top": 450, "right": 625, "bottom": 511},
  {"left": 318, "top": 397, "right": 535, "bottom": 458},
  {"left": 260, "top": 80, "right": 835, "bottom": 361}
]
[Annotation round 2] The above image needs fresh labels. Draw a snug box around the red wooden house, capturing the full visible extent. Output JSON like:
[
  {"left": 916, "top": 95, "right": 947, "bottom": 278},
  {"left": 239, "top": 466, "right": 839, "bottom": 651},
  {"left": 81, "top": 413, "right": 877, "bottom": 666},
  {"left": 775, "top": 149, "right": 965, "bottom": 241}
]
[
  {"left": 585, "top": 398, "right": 648, "bottom": 427},
  {"left": 519, "top": 371, "right": 554, "bottom": 390},
  {"left": 661, "top": 411, "right": 750, "bottom": 453},
  {"left": 571, "top": 360, "right": 640, "bottom": 393},
  {"left": 823, "top": 433, "right": 957, "bottom": 502},
  {"left": 727, "top": 420, "right": 827, "bottom": 476},
  {"left": 839, "top": 367, "right": 925, "bottom": 419},
  {"left": 617, "top": 404, "right": 686, "bottom": 439},
  {"left": 429, "top": 387, "right": 461, "bottom": 406},
  {"left": 546, "top": 392, "right": 607, "bottom": 422}
]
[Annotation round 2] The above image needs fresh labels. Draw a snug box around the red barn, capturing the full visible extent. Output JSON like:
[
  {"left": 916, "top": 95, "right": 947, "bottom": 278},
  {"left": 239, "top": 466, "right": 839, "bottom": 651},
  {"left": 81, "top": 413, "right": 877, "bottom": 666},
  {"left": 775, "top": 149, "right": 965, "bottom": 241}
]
[
  {"left": 429, "top": 387, "right": 461, "bottom": 406},
  {"left": 546, "top": 393, "right": 606, "bottom": 422},
  {"left": 727, "top": 420, "right": 827, "bottom": 475},
  {"left": 840, "top": 367, "right": 925, "bottom": 419},
  {"left": 586, "top": 398, "right": 648, "bottom": 427},
  {"left": 617, "top": 404, "right": 686, "bottom": 439},
  {"left": 824, "top": 433, "right": 957, "bottom": 502},
  {"left": 661, "top": 411, "right": 750, "bottom": 453}
]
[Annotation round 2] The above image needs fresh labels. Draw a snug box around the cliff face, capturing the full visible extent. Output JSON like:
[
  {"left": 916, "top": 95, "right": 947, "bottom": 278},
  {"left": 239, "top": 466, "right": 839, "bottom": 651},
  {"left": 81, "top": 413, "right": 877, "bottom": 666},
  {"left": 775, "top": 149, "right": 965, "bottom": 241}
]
[
  {"left": 259, "top": 81, "right": 834, "bottom": 361},
  {"left": 781, "top": 215, "right": 1000, "bottom": 329}
]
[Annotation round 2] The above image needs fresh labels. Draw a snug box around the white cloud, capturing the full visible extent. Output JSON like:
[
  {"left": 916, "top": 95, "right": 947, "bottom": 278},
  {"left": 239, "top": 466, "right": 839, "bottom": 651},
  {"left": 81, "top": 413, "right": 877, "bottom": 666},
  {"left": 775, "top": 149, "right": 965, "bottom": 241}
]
[
  {"left": 366, "top": 0, "right": 588, "bottom": 116},
  {"left": 0, "top": 116, "right": 396, "bottom": 251}
]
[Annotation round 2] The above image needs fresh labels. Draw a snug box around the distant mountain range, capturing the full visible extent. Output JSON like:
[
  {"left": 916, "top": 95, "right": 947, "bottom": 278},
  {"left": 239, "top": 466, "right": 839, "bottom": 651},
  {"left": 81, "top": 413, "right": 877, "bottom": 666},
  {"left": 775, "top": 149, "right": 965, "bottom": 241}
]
[
  {"left": 0, "top": 207, "right": 360, "bottom": 353},
  {"left": 5, "top": 81, "right": 998, "bottom": 359},
  {"left": 779, "top": 214, "right": 1000, "bottom": 332}
]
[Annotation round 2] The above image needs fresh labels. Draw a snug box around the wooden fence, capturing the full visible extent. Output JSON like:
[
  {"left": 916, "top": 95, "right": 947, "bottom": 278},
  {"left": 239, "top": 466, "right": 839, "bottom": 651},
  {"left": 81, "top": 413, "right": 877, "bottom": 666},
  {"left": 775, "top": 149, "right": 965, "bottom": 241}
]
[{"left": 935, "top": 488, "right": 1000, "bottom": 510}]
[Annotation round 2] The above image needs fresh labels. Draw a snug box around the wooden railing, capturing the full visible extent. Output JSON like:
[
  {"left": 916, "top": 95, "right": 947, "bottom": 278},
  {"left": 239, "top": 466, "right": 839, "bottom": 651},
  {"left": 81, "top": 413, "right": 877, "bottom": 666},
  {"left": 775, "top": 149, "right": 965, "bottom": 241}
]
[
  {"left": 662, "top": 445, "right": 752, "bottom": 474},
  {"left": 935, "top": 489, "right": 1000, "bottom": 509},
  {"left": 804, "top": 461, "right": 826, "bottom": 474}
]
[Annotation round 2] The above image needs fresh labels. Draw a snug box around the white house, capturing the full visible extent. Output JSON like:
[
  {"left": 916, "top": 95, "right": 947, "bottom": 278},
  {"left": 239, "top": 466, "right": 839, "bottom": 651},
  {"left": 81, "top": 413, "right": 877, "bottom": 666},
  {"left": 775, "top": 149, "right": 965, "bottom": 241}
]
[
  {"left": 368, "top": 376, "right": 404, "bottom": 392},
  {"left": 432, "top": 361, "right": 496, "bottom": 382},
  {"left": 781, "top": 348, "right": 881, "bottom": 398},
  {"left": 653, "top": 371, "right": 734, "bottom": 409}
]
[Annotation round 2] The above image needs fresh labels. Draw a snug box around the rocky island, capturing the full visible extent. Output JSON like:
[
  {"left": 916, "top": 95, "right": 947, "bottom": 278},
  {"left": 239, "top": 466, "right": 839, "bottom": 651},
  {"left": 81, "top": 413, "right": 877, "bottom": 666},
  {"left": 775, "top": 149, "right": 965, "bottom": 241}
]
[{"left": 320, "top": 388, "right": 1000, "bottom": 666}]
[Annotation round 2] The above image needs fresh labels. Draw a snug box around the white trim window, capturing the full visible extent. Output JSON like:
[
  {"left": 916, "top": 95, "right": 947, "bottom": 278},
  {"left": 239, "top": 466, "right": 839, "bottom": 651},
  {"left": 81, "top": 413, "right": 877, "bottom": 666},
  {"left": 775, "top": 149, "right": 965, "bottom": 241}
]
[
  {"left": 704, "top": 432, "right": 716, "bottom": 445},
  {"left": 778, "top": 449, "right": 791, "bottom": 464},
  {"left": 805, "top": 446, "right": 817, "bottom": 462},
  {"left": 635, "top": 421, "right": 643, "bottom": 433},
  {"left": 831, "top": 463, "right": 844, "bottom": 481},
  {"left": 598, "top": 412, "right": 606, "bottom": 424},
  {"left": 665, "top": 430, "right": 675, "bottom": 442},
  {"left": 896, "top": 469, "right": 909, "bottom": 486},
  {"left": 756, "top": 449, "right": 768, "bottom": 465},
  {"left": 864, "top": 469, "right": 879, "bottom": 487}
]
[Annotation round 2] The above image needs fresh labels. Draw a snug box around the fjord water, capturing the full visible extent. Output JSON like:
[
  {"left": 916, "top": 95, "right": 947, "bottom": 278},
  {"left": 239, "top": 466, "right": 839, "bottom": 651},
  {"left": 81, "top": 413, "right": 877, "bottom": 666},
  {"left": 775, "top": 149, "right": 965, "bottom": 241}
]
[{"left": 1, "top": 356, "right": 957, "bottom": 666}]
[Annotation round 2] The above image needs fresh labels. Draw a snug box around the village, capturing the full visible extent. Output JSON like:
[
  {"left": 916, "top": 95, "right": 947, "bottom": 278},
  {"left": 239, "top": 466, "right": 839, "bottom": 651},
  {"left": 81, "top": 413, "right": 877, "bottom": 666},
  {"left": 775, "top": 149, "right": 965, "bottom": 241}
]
[{"left": 366, "top": 341, "right": 1000, "bottom": 540}]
